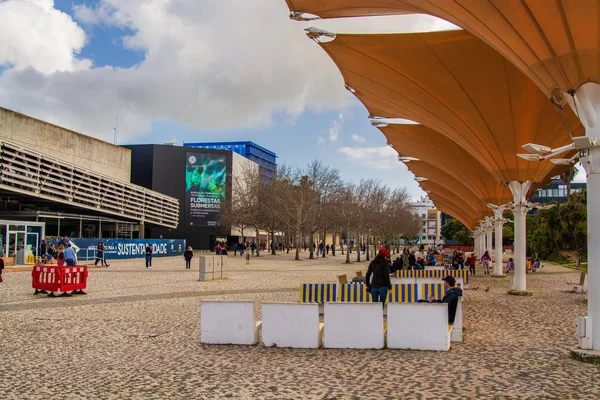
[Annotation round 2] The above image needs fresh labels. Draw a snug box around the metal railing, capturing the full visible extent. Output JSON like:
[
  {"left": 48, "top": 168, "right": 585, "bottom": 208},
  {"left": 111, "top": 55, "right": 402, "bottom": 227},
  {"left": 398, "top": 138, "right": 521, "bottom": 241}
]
[{"left": 0, "top": 139, "right": 179, "bottom": 228}]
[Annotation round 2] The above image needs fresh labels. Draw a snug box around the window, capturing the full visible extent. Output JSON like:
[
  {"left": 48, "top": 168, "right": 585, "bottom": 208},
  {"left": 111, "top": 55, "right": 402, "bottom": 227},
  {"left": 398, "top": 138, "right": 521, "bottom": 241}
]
[{"left": 421, "top": 214, "right": 426, "bottom": 219}]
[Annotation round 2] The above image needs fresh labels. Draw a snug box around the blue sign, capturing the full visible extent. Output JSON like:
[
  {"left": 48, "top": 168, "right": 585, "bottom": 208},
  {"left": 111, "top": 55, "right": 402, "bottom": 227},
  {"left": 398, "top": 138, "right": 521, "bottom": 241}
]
[{"left": 46, "top": 238, "right": 186, "bottom": 260}]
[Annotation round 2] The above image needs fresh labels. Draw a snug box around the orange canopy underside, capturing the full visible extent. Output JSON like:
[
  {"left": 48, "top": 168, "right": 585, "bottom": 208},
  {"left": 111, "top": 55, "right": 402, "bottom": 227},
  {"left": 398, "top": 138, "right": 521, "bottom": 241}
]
[
  {"left": 286, "top": 0, "right": 600, "bottom": 95},
  {"left": 320, "top": 30, "right": 583, "bottom": 185},
  {"left": 316, "top": 30, "right": 582, "bottom": 223}
]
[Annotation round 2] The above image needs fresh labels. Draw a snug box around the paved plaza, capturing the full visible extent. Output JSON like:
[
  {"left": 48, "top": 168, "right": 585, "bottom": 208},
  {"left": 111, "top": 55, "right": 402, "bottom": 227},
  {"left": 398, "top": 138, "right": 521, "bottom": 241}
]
[{"left": 1, "top": 252, "right": 598, "bottom": 399}]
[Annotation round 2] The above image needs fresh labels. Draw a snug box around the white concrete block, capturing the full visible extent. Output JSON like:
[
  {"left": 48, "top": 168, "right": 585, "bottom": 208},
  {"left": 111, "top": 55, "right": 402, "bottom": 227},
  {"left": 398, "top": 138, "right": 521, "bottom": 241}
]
[
  {"left": 387, "top": 303, "right": 451, "bottom": 351},
  {"left": 451, "top": 301, "right": 463, "bottom": 342},
  {"left": 324, "top": 303, "right": 384, "bottom": 349},
  {"left": 262, "top": 303, "right": 321, "bottom": 348},
  {"left": 200, "top": 301, "right": 259, "bottom": 345}
]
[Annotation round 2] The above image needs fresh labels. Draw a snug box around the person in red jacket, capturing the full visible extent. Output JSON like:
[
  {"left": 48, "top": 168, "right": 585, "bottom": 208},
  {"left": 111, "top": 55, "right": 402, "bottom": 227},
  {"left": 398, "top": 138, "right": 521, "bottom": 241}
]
[{"left": 469, "top": 254, "right": 477, "bottom": 275}]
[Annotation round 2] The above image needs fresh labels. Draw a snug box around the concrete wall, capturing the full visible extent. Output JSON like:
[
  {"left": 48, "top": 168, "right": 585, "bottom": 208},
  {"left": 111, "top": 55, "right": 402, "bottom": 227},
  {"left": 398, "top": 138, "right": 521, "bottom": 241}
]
[{"left": 0, "top": 107, "right": 131, "bottom": 181}]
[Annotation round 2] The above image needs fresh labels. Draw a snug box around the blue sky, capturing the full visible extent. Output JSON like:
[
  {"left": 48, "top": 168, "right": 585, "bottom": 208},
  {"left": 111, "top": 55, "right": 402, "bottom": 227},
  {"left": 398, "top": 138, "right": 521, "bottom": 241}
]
[{"left": 0, "top": 0, "right": 427, "bottom": 199}]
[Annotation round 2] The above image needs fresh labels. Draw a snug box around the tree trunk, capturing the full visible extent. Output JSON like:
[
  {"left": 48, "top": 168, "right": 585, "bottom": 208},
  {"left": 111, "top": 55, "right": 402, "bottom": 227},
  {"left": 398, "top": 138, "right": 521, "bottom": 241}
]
[
  {"left": 366, "top": 232, "right": 371, "bottom": 261},
  {"left": 356, "top": 235, "right": 361, "bottom": 262},
  {"left": 255, "top": 228, "right": 260, "bottom": 257},
  {"left": 294, "top": 228, "right": 300, "bottom": 260},
  {"left": 271, "top": 230, "right": 276, "bottom": 255},
  {"left": 309, "top": 233, "right": 315, "bottom": 259},
  {"left": 322, "top": 228, "right": 327, "bottom": 257}
]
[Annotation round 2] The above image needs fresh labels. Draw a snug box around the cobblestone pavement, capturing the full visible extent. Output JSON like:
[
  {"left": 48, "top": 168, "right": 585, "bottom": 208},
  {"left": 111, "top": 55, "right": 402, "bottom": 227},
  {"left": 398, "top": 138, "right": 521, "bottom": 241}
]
[{"left": 1, "top": 252, "right": 598, "bottom": 399}]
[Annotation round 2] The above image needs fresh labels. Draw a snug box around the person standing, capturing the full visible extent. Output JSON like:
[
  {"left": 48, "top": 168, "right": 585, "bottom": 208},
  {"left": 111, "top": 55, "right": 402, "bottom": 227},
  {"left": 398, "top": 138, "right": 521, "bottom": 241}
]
[
  {"left": 184, "top": 246, "right": 193, "bottom": 269},
  {"left": 233, "top": 243, "right": 238, "bottom": 256},
  {"left": 64, "top": 244, "right": 76, "bottom": 266},
  {"left": 0, "top": 256, "right": 4, "bottom": 283},
  {"left": 365, "top": 248, "right": 392, "bottom": 308},
  {"left": 481, "top": 251, "right": 492, "bottom": 274},
  {"left": 469, "top": 253, "right": 477, "bottom": 275},
  {"left": 40, "top": 240, "right": 48, "bottom": 264},
  {"left": 58, "top": 235, "right": 70, "bottom": 248},
  {"left": 408, "top": 251, "right": 416, "bottom": 270},
  {"left": 56, "top": 245, "right": 65, "bottom": 266},
  {"left": 145, "top": 243, "right": 153, "bottom": 269}
]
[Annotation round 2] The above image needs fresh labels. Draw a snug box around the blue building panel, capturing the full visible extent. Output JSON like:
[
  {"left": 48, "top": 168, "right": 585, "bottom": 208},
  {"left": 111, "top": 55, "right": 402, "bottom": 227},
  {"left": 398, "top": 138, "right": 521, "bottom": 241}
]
[{"left": 183, "top": 141, "right": 277, "bottom": 179}]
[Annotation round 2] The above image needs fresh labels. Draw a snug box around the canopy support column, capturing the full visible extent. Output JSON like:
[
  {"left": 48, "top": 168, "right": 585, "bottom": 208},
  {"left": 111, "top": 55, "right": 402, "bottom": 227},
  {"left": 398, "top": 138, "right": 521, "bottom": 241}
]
[
  {"left": 485, "top": 216, "right": 493, "bottom": 255},
  {"left": 508, "top": 180, "right": 533, "bottom": 293},
  {"left": 573, "top": 84, "right": 600, "bottom": 350},
  {"left": 488, "top": 204, "right": 510, "bottom": 276}
]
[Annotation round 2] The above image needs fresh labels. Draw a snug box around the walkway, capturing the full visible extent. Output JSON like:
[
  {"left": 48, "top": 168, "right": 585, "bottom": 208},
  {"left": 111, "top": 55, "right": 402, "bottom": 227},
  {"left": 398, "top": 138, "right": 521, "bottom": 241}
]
[{"left": 0, "top": 253, "right": 597, "bottom": 399}]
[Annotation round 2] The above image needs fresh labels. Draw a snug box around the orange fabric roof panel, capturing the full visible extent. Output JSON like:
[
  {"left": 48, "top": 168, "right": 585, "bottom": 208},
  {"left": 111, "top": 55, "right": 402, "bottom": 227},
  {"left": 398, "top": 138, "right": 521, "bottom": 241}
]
[
  {"left": 286, "top": 0, "right": 600, "bottom": 94},
  {"left": 382, "top": 124, "right": 512, "bottom": 205},
  {"left": 319, "top": 30, "right": 583, "bottom": 186}
]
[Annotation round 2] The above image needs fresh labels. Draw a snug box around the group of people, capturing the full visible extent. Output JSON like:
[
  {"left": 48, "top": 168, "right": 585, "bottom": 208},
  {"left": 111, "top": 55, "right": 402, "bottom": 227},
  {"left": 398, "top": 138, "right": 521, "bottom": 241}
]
[
  {"left": 365, "top": 248, "right": 463, "bottom": 324},
  {"left": 40, "top": 236, "right": 79, "bottom": 267}
]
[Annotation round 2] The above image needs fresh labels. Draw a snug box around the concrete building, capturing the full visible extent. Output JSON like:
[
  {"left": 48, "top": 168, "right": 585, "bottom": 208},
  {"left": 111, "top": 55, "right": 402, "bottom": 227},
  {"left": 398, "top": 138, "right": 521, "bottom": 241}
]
[
  {"left": 409, "top": 197, "right": 442, "bottom": 247},
  {"left": 0, "top": 107, "right": 179, "bottom": 264}
]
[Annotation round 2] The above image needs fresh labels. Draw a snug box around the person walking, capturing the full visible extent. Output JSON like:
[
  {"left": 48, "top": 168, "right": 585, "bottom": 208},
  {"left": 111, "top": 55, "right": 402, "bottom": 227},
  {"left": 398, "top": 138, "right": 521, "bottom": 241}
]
[
  {"left": 145, "top": 243, "right": 153, "bottom": 269},
  {"left": 184, "top": 246, "right": 193, "bottom": 269},
  {"left": 481, "top": 251, "right": 492, "bottom": 274},
  {"left": 365, "top": 248, "right": 392, "bottom": 308},
  {"left": 233, "top": 243, "right": 238, "bottom": 256},
  {"left": 0, "top": 256, "right": 4, "bottom": 283},
  {"left": 94, "top": 241, "right": 109, "bottom": 267}
]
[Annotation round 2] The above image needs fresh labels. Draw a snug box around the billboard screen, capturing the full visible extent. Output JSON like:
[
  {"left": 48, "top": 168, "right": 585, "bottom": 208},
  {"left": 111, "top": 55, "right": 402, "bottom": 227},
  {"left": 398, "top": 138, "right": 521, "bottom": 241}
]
[{"left": 185, "top": 152, "right": 227, "bottom": 227}]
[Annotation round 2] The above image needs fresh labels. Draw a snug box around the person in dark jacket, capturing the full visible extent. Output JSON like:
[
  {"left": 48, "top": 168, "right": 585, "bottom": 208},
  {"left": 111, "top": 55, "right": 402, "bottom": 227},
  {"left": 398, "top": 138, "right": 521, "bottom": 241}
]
[
  {"left": 145, "top": 244, "right": 153, "bottom": 269},
  {"left": 428, "top": 275, "right": 463, "bottom": 324},
  {"left": 408, "top": 251, "right": 416, "bottom": 270},
  {"left": 365, "top": 248, "right": 392, "bottom": 308},
  {"left": 184, "top": 246, "right": 193, "bottom": 269}
]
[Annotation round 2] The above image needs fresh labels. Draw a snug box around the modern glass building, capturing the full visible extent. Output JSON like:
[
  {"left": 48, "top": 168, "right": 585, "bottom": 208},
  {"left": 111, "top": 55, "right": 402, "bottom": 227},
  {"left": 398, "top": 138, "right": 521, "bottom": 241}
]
[
  {"left": 183, "top": 141, "right": 277, "bottom": 180},
  {"left": 530, "top": 179, "right": 586, "bottom": 203}
]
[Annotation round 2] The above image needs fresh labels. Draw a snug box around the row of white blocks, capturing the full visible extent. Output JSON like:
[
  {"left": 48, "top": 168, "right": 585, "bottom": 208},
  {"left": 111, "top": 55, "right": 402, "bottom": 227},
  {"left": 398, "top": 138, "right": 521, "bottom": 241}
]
[{"left": 200, "top": 301, "right": 462, "bottom": 351}]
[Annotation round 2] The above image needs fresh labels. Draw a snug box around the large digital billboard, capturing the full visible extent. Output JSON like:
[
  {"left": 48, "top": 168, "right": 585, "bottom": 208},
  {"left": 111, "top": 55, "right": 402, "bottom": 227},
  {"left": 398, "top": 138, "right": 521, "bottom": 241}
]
[{"left": 185, "top": 152, "right": 227, "bottom": 227}]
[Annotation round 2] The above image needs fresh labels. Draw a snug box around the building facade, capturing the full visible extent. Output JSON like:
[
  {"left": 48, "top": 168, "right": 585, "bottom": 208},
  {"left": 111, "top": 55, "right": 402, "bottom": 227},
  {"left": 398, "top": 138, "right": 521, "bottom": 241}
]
[
  {"left": 184, "top": 141, "right": 277, "bottom": 180},
  {"left": 409, "top": 196, "right": 443, "bottom": 246},
  {"left": 530, "top": 179, "right": 586, "bottom": 203}
]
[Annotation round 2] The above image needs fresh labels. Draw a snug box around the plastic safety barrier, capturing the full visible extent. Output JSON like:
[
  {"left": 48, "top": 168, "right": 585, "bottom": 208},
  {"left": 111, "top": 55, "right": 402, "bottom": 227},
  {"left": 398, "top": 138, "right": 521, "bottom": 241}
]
[{"left": 32, "top": 265, "right": 88, "bottom": 296}]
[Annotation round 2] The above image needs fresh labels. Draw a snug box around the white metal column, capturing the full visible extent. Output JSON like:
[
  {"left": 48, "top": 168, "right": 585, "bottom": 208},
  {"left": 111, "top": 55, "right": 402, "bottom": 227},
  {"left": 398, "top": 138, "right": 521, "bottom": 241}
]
[
  {"left": 574, "top": 84, "right": 600, "bottom": 350},
  {"left": 508, "top": 181, "right": 532, "bottom": 293}
]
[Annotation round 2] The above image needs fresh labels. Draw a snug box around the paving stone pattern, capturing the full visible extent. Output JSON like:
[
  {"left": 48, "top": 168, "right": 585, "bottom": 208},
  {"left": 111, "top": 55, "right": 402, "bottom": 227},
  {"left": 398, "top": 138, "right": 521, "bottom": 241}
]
[{"left": 1, "top": 252, "right": 598, "bottom": 399}]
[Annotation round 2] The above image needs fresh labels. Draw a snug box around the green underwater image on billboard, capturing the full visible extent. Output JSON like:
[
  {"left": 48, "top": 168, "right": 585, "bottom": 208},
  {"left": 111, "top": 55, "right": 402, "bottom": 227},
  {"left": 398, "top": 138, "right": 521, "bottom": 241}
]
[{"left": 185, "top": 152, "right": 227, "bottom": 227}]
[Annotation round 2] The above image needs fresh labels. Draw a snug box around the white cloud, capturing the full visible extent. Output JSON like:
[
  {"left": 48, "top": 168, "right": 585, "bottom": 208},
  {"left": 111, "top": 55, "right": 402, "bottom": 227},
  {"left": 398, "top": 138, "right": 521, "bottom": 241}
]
[
  {"left": 0, "top": 1, "right": 459, "bottom": 143},
  {"left": 328, "top": 112, "right": 344, "bottom": 142},
  {"left": 339, "top": 145, "right": 398, "bottom": 170},
  {"left": 317, "top": 137, "right": 325, "bottom": 144},
  {"left": 0, "top": 0, "right": 90, "bottom": 74},
  {"left": 351, "top": 134, "right": 367, "bottom": 143}
]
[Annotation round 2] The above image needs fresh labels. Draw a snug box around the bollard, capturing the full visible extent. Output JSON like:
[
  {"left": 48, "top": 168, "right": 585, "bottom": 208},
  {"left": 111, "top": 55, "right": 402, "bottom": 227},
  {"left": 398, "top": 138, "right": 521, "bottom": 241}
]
[{"left": 246, "top": 252, "right": 250, "bottom": 265}]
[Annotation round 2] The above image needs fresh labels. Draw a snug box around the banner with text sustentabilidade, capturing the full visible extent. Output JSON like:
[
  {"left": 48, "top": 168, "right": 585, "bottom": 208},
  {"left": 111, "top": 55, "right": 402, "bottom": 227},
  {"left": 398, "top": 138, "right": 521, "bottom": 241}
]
[{"left": 185, "top": 152, "right": 227, "bottom": 227}]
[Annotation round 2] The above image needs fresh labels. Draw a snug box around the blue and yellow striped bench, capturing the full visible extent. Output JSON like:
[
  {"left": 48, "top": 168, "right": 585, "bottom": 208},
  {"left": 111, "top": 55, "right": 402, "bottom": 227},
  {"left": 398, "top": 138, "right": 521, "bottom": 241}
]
[
  {"left": 299, "top": 284, "right": 337, "bottom": 303},
  {"left": 338, "top": 284, "right": 373, "bottom": 302},
  {"left": 387, "top": 284, "right": 419, "bottom": 303},
  {"left": 421, "top": 283, "right": 448, "bottom": 300},
  {"left": 395, "top": 269, "right": 469, "bottom": 285}
]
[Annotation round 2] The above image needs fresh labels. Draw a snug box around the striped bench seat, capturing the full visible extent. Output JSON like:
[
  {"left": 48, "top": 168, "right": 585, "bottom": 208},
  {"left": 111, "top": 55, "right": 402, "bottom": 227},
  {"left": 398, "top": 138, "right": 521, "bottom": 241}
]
[{"left": 299, "top": 284, "right": 337, "bottom": 303}]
